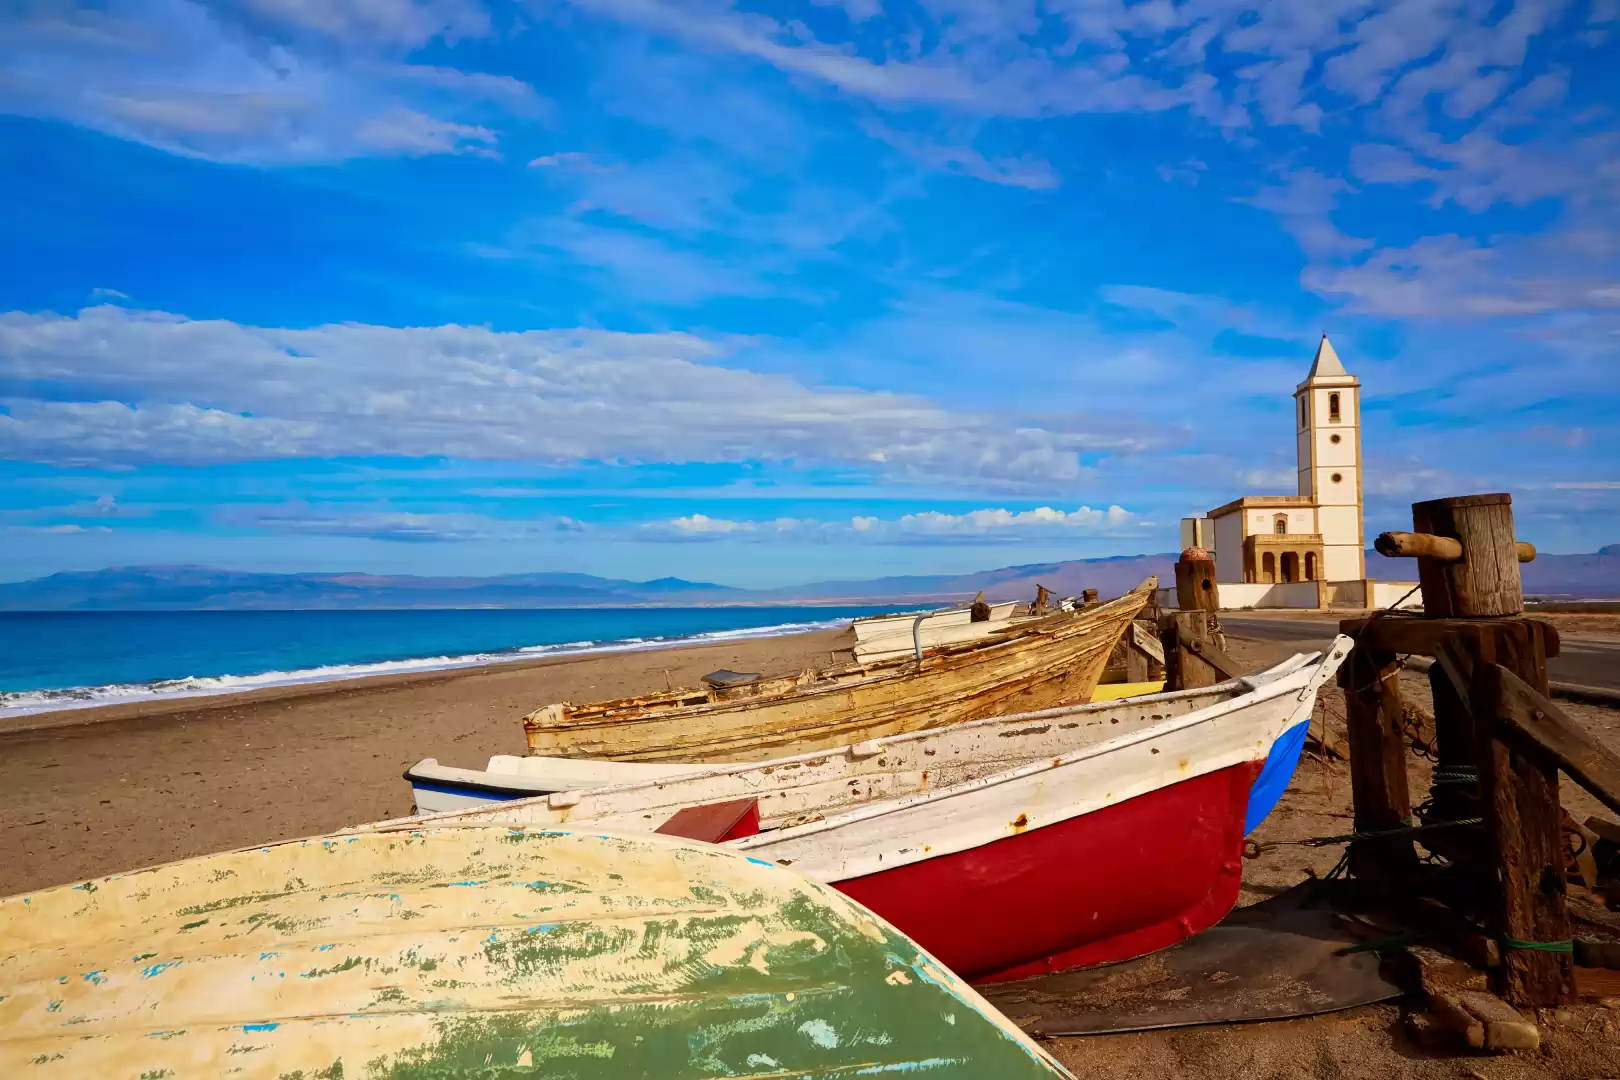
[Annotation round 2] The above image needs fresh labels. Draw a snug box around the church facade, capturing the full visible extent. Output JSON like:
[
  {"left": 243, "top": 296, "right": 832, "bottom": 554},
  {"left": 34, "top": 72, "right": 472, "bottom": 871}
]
[{"left": 1184, "top": 336, "right": 1366, "bottom": 588}]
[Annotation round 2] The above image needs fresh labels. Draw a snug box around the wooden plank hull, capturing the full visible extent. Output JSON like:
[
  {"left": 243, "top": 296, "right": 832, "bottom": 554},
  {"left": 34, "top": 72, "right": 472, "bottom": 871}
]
[
  {"left": 523, "top": 582, "right": 1153, "bottom": 763},
  {"left": 0, "top": 828, "right": 1072, "bottom": 1079},
  {"left": 380, "top": 638, "right": 1354, "bottom": 981}
]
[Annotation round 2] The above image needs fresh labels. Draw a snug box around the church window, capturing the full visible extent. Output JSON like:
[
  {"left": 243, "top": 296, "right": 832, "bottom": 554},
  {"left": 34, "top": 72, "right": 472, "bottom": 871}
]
[
  {"left": 1274, "top": 515, "right": 1287, "bottom": 535},
  {"left": 1329, "top": 393, "right": 1341, "bottom": 422},
  {"left": 1331, "top": 472, "right": 1343, "bottom": 483},
  {"left": 1330, "top": 433, "right": 1341, "bottom": 444},
  {"left": 1298, "top": 397, "right": 1306, "bottom": 428}
]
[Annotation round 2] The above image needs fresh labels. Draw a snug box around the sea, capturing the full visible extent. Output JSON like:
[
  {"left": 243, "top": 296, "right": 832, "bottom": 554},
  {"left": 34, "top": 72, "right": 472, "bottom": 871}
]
[{"left": 0, "top": 605, "right": 917, "bottom": 718}]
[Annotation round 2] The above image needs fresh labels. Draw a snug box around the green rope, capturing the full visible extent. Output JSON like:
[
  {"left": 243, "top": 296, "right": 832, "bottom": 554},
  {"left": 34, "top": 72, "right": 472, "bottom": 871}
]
[
  {"left": 1336, "top": 933, "right": 1415, "bottom": 956},
  {"left": 1500, "top": 937, "right": 1574, "bottom": 953}
]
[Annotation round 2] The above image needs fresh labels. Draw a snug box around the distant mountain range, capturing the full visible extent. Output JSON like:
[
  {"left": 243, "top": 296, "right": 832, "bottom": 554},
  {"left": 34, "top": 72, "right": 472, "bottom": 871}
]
[{"left": 1, "top": 545, "right": 1615, "bottom": 610}]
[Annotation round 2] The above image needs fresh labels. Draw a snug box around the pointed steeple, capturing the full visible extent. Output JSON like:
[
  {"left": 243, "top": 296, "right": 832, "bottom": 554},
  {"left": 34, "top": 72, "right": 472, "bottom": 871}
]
[{"left": 1306, "top": 334, "right": 1346, "bottom": 380}]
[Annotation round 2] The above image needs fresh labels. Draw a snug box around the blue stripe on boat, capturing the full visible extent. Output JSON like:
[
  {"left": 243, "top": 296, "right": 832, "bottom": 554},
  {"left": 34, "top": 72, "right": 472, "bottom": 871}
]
[
  {"left": 1244, "top": 718, "right": 1310, "bottom": 834},
  {"left": 409, "top": 781, "right": 529, "bottom": 802}
]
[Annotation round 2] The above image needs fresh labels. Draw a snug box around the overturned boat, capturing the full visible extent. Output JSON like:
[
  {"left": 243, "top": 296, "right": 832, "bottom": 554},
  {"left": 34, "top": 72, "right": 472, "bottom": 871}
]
[
  {"left": 406, "top": 580, "right": 1153, "bottom": 813},
  {"left": 0, "top": 827, "right": 1072, "bottom": 1078},
  {"left": 382, "top": 637, "right": 1353, "bottom": 982}
]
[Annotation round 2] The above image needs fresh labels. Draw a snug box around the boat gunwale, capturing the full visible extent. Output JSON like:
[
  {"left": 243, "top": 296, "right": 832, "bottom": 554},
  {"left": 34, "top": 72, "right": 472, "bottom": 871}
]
[
  {"left": 727, "top": 638, "right": 1350, "bottom": 855},
  {"left": 381, "top": 639, "right": 1351, "bottom": 850},
  {"left": 529, "top": 586, "right": 1151, "bottom": 729}
]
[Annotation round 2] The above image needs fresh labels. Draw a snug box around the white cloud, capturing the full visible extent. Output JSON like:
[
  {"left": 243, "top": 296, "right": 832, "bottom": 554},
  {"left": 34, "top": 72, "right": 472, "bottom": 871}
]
[
  {"left": 0, "top": 0, "right": 538, "bottom": 164},
  {"left": 6, "top": 524, "right": 112, "bottom": 535},
  {"left": 0, "top": 306, "right": 1142, "bottom": 488},
  {"left": 239, "top": 0, "right": 491, "bottom": 46},
  {"left": 634, "top": 505, "right": 1143, "bottom": 544}
]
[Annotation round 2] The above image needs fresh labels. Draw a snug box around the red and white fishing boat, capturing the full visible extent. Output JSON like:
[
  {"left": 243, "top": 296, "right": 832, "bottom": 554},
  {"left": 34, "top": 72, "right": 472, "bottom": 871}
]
[{"left": 367, "top": 637, "right": 1351, "bottom": 983}]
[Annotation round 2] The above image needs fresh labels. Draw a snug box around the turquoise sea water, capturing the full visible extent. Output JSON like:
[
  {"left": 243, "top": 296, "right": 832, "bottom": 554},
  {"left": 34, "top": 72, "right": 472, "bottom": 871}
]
[{"left": 0, "top": 606, "right": 915, "bottom": 716}]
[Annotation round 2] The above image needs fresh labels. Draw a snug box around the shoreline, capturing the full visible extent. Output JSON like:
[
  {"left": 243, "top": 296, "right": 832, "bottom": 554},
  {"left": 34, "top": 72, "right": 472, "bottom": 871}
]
[
  {"left": 0, "top": 610, "right": 880, "bottom": 731},
  {"left": 1, "top": 625, "right": 854, "bottom": 895},
  {"left": 0, "top": 624, "right": 850, "bottom": 738}
]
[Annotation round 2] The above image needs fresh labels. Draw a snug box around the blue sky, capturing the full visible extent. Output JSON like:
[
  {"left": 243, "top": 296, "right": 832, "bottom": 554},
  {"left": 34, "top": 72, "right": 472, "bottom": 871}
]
[{"left": 1, "top": 0, "right": 1616, "bottom": 587}]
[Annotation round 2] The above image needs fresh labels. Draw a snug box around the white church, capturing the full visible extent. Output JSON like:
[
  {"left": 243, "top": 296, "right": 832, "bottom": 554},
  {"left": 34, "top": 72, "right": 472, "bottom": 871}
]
[{"left": 1177, "top": 336, "right": 1415, "bottom": 611}]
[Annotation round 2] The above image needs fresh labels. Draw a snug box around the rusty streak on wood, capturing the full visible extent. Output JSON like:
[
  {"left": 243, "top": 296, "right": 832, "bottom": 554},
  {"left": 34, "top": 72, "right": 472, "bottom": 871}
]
[{"left": 1490, "top": 665, "right": 1620, "bottom": 819}]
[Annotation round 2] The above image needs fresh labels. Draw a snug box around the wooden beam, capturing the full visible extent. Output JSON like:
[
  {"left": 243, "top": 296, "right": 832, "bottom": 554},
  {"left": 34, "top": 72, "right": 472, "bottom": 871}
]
[
  {"left": 1465, "top": 620, "right": 1573, "bottom": 1008},
  {"left": 1490, "top": 664, "right": 1620, "bottom": 819},
  {"left": 1339, "top": 646, "right": 1419, "bottom": 884},
  {"left": 1340, "top": 616, "right": 1561, "bottom": 661},
  {"left": 1157, "top": 611, "right": 1220, "bottom": 691},
  {"left": 1375, "top": 531, "right": 1536, "bottom": 564},
  {"left": 1181, "top": 636, "right": 1245, "bottom": 680}
]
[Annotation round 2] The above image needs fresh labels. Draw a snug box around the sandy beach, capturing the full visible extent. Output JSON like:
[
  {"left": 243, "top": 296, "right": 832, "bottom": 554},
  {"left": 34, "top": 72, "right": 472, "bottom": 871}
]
[
  {"left": 6, "top": 624, "right": 1619, "bottom": 1078},
  {"left": 0, "top": 627, "right": 851, "bottom": 896}
]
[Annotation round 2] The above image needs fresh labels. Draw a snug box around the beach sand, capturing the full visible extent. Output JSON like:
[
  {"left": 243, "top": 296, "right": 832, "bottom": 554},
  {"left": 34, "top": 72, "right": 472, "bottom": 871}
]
[
  {"left": 0, "top": 627, "right": 851, "bottom": 896},
  {"left": 5, "top": 626, "right": 1618, "bottom": 1077}
]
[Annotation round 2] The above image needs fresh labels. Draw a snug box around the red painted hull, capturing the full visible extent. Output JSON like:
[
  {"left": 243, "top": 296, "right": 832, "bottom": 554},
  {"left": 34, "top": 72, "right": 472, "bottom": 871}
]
[{"left": 834, "top": 759, "right": 1263, "bottom": 982}]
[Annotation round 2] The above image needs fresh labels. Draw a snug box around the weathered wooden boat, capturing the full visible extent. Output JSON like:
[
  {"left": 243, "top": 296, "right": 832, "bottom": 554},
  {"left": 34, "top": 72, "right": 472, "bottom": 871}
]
[
  {"left": 405, "top": 581, "right": 1152, "bottom": 814},
  {"left": 0, "top": 827, "right": 1072, "bottom": 1079},
  {"left": 523, "top": 579, "right": 1152, "bottom": 763},
  {"left": 851, "top": 598, "right": 1020, "bottom": 643},
  {"left": 851, "top": 599, "right": 1023, "bottom": 662},
  {"left": 381, "top": 636, "right": 1354, "bottom": 983},
  {"left": 409, "top": 676, "right": 1174, "bottom": 814}
]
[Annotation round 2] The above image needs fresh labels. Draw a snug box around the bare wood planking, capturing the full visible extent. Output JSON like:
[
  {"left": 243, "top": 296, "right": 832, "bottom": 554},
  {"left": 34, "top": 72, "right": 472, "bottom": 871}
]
[{"left": 522, "top": 581, "right": 1154, "bottom": 762}]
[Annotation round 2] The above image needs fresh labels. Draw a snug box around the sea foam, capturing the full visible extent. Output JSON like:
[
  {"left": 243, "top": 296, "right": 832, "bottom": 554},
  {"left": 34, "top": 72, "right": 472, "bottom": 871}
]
[{"left": 0, "top": 617, "right": 846, "bottom": 718}]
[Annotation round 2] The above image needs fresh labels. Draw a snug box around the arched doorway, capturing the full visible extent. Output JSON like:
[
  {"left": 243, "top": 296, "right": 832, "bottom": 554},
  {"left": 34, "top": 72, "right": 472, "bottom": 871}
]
[
  {"left": 1305, "top": 552, "right": 1317, "bottom": 581},
  {"left": 1262, "top": 552, "right": 1276, "bottom": 584},
  {"left": 1280, "top": 552, "right": 1299, "bottom": 583}
]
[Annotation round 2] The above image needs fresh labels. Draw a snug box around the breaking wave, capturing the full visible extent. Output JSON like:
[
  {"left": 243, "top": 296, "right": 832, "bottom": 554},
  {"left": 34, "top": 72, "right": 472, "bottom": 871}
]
[{"left": 0, "top": 617, "right": 848, "bottom": 718}]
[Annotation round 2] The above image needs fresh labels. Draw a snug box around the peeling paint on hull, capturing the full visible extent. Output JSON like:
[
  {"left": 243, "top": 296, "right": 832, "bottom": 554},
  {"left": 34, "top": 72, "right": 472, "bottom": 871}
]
[
  {"left": 379, "top": 640, "right": 1355, "bottom": 982},
  {"left": 0, "top": 829, "right": 1072, "bottom": 1079}
]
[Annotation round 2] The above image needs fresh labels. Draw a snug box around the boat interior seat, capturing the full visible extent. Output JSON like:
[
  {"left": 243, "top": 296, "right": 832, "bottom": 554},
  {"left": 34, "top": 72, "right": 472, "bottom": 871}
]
[{"left": 702, "top": 669, "right": 762, "bottom": 689}]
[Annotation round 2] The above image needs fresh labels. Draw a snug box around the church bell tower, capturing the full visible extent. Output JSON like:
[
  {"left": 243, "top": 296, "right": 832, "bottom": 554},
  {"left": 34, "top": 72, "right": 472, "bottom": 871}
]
[{"left": 1294, "top": 335, "right": 1364, "bottom": 581}]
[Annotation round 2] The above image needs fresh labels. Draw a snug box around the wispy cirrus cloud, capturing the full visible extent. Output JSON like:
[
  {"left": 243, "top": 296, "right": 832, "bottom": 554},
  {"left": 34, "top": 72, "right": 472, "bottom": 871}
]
[{"left": 0, "top": 0, "right": 541, "bottom": 163}]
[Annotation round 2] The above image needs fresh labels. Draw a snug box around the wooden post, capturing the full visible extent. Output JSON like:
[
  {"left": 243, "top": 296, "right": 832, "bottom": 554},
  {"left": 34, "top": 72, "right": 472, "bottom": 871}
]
[
  {"left": 1034, "top": 584, "right": 1051, "bottom": 616},
  {"left": 1337, "top": 645, "right": 1419, "bottom": 884},
  {"left": 1376, "top": 493, "right": 1570, "bottom": 1007},
  {"left": 1081, "top": 588, "right": 1099, "bottom": 606},
  {"left": 1409, "top": 493, "right": 1524, "bottom": 618},
  {"left": 1464, "top": 621, "right": 1572, "bottom": 1006},
  {"left": 1174, "top": 546, "right": 1219, "bottom": 613},
  {"left": 1158, "top": 611, "right": 1220, "bottom": 691},
  {"left": 969, "top": 590, "right": 991, "bottom": 623}
]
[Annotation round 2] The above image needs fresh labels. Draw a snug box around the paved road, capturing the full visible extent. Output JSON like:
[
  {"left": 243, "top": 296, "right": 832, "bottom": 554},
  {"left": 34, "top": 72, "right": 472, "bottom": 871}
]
[{"left": 1220, "top": 615, "right": 1620, "bottom": 692}]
